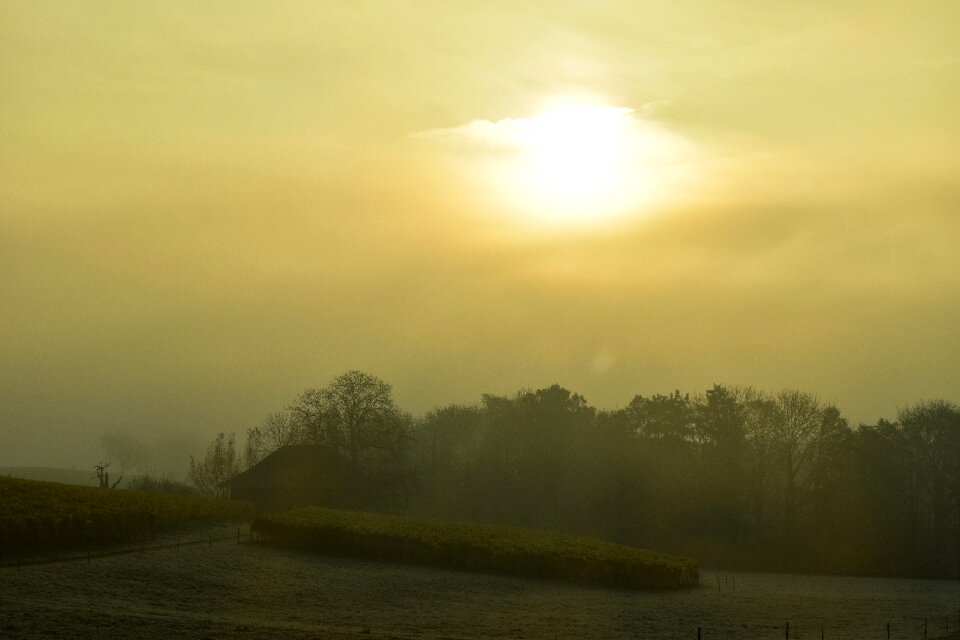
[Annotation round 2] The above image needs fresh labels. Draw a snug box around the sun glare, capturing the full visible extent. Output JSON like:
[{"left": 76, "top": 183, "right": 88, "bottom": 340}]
[
  {"left": 419, "top": 97, "right": 698, "bottom": 231},
  {"left": 523, "top": 105, "right": 633, "bottom": 218},
  {"left": 485, "top": 99, "right": 688, "bottom": 229}
]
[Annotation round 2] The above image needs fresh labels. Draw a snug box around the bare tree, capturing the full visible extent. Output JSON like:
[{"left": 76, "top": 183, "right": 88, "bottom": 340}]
[
  {"left": 244, "top": 410, "right": 301, "bottom": 468},
  {"left": 189, "top": 432, "right": 240, "bottom": 498},
  {"left": 100, "top": 430, "right": 148, "bottom": 478},
  {"left": 772, "top": 389, "right": 822, "bottom": 532},
  {"left": 290, "top": 370, "right": 408, "bottom": 473}
]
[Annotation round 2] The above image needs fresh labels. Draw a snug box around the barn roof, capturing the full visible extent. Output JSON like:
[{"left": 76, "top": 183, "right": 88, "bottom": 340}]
[{"left": 227, "top": 444, "right": 338, "bottom": 490}]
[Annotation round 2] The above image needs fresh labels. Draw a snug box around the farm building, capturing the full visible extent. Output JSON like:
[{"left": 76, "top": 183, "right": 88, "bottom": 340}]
[{"left": 226, "top": 444, "right": 344, "bottom": 510}]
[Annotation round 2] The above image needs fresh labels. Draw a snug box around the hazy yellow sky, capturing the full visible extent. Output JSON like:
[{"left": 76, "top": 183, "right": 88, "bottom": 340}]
[{"left": 2, "top": 1, "right": 959, "bottom": 469}]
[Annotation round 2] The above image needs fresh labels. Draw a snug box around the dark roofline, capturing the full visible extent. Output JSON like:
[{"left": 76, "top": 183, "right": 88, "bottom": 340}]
[{"left": 227, "top": 444, "right": 339, "bottom": 489}]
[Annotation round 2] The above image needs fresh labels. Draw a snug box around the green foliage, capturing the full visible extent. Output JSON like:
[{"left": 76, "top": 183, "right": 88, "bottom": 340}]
[
  {"left": 252, "top": 507, "right": 698, "bottom": 589},
  {"left": 0, "top": 475, "right": 253, "bottom": 555}
]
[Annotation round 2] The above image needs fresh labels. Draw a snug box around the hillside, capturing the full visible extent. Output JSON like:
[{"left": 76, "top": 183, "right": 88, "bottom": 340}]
[
  {"left": 0, "top": 467, "right": 99, "bottom": 487},
  {"left": 0, "top": 475, "right": 252, "bottom": 555}
]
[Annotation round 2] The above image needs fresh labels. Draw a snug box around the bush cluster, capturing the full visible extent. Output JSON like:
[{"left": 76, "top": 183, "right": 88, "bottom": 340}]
[
  {"left": 253, "top": 507, "right": 698, "bottom": 589},
  {"left": 0, "top": 475, "right": 253, "bottom": 554}
]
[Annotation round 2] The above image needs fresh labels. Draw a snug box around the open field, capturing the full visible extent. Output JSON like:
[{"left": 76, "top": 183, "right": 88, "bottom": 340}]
[
  {"left": 253, "top": 507, "right": 698, "bottom": 589},
  {"left": 2, "top": 531, "right": 959, "bottom": 640},
  {"left": 0, "top": 476, "right": 253, "bottom": 554}
]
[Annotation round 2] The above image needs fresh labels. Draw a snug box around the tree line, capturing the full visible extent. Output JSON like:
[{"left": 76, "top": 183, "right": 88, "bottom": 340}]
[{"left": 191, "top": 371, "right": 960, "bottom": 579}]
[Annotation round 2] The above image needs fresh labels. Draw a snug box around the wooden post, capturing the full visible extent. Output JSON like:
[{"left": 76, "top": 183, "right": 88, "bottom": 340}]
[
  {"left": 820, "top": 627, "right": 824, "bottom": 640},
  {"left": 886, "top": 622, "right": 890, "bottom": 640},
  {"left": 697, "top": 626, "right": 701, "bottom": 640},
  {"left": 785, "top": 621, "right": 789, "bottom": 640}
]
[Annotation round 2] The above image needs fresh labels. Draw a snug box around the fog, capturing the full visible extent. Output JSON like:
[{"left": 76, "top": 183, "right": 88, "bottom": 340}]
[{"left": 2, "top": 2, "right": 958, "bottom": 475}]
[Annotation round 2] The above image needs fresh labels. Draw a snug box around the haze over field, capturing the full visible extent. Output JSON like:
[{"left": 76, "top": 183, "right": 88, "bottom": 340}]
[{"left": 2, "top": 2, "right": 958, "bottom": 469}]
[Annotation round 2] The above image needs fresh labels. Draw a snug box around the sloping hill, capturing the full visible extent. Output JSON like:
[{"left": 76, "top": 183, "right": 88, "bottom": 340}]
[
  {"left": 0, "top": 475, "right": 253, "bottom": 555},
  {"left": 0, "top": 467, "right": 99, "bottom": 487}
]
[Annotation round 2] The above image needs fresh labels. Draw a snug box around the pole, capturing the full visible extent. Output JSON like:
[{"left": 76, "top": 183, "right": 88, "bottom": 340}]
[{"left": 786, "top": 621, "right": 789, "bottom": 640}]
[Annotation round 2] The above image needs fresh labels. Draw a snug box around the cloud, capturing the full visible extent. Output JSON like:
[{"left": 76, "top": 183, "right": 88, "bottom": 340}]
[
  {"left": 639, "top": 99, "right": 672, "bottom": 116},
  {"left": 410, "top": 103, "right": 651, "bottom": 152},
  {"left": 410, "top": 117, "right": 535, "bottom": 151}
]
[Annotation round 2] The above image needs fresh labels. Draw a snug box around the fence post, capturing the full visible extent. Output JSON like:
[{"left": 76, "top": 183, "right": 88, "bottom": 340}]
[
  {"left": 886, "top": 622, "right": 889, "bottom": 640},
  {"left": 697, "top": 626, "right": 701, "bottom": 640},
  {"left": 785, "top": 621, "right": 789, "bottom": 640}
]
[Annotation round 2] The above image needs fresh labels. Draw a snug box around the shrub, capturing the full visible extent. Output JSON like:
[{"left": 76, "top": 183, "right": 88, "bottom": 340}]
[
  {"left": 0, "top": 475, "right": 253, "bottom": 555},
  {"left": 253, "top": 507, "right": 698, "bottom": 589}
]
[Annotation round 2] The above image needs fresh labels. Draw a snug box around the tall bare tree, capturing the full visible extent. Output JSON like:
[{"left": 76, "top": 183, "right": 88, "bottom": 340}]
[
  {"left": 189, "top": 432, "right": 240, "bottom": 498},
  {"left": 772, "top": 389, "right": 822, "bottom": 534}
]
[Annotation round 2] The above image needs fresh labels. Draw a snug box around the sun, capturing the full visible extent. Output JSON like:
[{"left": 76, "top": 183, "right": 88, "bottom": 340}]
[
  {"left": 527, "top": 105, "right": 630, "bottom": 203},
  {"left": 416, "top": 97, "right": 698, "bottom": 231},
  {"left": 499, "top": 100, "right": 654, "bottom": 228}
]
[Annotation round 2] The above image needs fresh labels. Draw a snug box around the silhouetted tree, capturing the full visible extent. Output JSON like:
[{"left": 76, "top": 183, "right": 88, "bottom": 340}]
[
  {"left": 189, "top": 432, "right": 240, "bottom": 498},
  {"left": 771, "top": 389, "right": 822, "bottom": 538},
  {"left": 694, "top": 385, "right": 748, "bottom": 543},
  {"left": 285, "top": 370, "right": 411, "bottom": 505},
  {"left": 244, "top": 410, "right": 301, "bottom": 468},
  {"left": 100, "top": 430, "right": 148, "bottom": 478},
  {"left": 899, "top": 400, "right": 960, "bottom": 575}
]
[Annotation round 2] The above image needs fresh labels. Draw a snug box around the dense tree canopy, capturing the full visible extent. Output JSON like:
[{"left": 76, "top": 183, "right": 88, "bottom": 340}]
[
  {"left": 409, "top": 385, "right": 960, "bottom": 578},
  {"left": 197, "top": 371, "right": 960, "bottom": 578}
]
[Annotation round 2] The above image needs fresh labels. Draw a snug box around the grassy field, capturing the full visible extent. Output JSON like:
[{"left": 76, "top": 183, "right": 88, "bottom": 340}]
[
  {"left": 1, "top": 534, "right": 955, "bottom": 639},
  {"left": 252, "top": 507, "right": 698, "bottom": 589},
  {"left": 0, "top": 475, "right": 252, "bottom": 555}
]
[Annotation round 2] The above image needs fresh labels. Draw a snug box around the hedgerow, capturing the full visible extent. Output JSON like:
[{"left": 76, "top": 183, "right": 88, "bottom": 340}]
[
  {"left": 0, "top": 475, "right": 252, "bottom": 554},
  {"left": 253, "top": 507, "right": 699, "bottom": 589}
]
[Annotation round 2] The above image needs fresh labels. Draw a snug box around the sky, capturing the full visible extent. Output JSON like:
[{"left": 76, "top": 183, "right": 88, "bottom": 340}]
[{"left": 2, "top": 1, "right": 959, "bottom": 472}]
